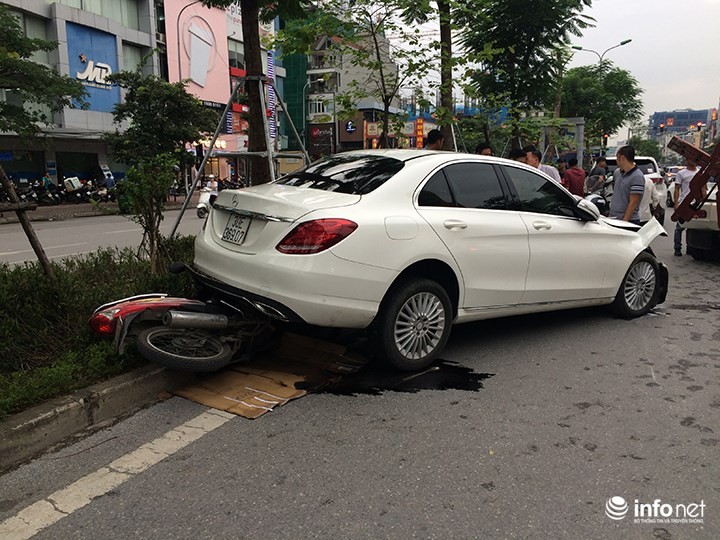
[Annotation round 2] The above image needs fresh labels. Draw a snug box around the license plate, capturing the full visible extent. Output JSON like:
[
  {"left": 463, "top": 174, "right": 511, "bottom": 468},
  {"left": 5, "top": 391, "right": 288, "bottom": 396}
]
[{"left": 222, "top": 214, "right": 251, "bottom": 245}]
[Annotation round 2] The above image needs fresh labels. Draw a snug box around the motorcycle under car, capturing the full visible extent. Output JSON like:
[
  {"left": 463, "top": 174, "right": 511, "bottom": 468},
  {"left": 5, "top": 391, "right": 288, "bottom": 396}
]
[{"left": 89, "top": 265, "right": 277, "bottom": 372}]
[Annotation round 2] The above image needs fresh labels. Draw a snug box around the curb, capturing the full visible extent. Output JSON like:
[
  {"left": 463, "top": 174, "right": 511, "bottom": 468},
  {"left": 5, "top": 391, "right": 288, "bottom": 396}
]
[{"left": 0, "top": 365, "right": 196, "bottom": 472}]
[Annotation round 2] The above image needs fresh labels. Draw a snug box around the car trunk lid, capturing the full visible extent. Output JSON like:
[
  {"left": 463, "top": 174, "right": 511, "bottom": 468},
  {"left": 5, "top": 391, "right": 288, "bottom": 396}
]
[{"left": 208, "top": 184, "right": 361, "bottom": 254}]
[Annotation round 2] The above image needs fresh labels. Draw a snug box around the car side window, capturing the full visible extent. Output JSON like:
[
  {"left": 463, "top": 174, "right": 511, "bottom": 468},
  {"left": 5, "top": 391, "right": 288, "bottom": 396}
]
[
  {"left": 442, "top": 163, "right": 508, "bottom": 210},
  {"left": 418, "top": 170, "right": 455, "bottom": 207},
  {"left": 503, "top": 166, "right": 575, "bottom": 216}
]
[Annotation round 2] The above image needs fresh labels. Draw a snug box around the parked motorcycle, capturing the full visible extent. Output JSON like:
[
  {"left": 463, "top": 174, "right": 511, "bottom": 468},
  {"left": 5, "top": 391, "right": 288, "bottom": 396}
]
[
  {"left": 196, "top": 186, "right": 217, "bottom": 218},
  {"left": 88, "top": 264, "right": 277, "bottom": 371}
]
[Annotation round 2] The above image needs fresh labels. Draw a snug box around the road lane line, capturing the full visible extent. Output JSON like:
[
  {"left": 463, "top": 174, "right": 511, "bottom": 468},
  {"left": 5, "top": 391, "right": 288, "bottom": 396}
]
[
  {"left": 104, "top": 228, "right": 142, "bottom": 234},
  {"left": 0, "top": 409, "right": 234, "bottom": 540},
  {"left": 0, "top": 243, "right": 88, "bottom": 257}
]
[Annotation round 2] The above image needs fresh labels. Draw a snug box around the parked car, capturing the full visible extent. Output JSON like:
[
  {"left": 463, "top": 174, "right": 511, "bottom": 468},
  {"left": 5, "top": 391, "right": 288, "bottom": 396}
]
[{"left": 190, "top": 151, "right": 669, "bottom": 370}]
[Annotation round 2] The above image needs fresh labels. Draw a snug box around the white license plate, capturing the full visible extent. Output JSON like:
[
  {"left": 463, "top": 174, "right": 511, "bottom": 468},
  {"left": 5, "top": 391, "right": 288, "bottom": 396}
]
[{"left": 221, "top": 214, "right": 251, "bottom": 245}]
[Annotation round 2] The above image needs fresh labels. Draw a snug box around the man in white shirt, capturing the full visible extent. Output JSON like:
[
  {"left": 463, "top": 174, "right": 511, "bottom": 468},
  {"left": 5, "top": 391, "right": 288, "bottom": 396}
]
[
  {"left": 638, "top": 176, "right": 660, "bottom": 226},
  {"left": 673, "top": 159, "right": 706, "bottom": 256},
  {"left": 524, "top": 147, "right": 562, "bottom": 183}
]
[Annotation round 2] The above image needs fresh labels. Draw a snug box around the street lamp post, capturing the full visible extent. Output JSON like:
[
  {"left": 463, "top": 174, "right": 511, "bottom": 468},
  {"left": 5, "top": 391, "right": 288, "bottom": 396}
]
[
  {"left": 572, "top": 39, "right": 632, "bottom": 63},
  {"left": 176, "top": 0, "right": 203, "bottom": 81}
]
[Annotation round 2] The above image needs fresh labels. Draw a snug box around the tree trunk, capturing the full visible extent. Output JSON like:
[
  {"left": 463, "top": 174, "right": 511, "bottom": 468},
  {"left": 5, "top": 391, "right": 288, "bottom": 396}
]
[
  {"left": 381, "top": 104, "right": 391, "bottom": 149},
  {"left": 438, "top": 0, "right": 453, "bottom": 150},
  {"left": 241, "top": 0, "right": 271, "bottom": 185},
  {"left": 0, "top": 164, "right": 57, "bottom": 285}
]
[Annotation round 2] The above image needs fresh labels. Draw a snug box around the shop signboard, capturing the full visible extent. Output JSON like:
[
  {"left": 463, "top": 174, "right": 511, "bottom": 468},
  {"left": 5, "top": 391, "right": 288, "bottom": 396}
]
[{"left": 66, "top": 23, "right": 120, "bottom": 113}]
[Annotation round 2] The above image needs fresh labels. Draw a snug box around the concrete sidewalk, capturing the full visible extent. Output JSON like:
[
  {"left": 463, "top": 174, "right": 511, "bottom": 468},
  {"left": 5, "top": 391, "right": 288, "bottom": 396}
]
[{"left": 0, "top": 192, "right": 200, "bottom": 225}]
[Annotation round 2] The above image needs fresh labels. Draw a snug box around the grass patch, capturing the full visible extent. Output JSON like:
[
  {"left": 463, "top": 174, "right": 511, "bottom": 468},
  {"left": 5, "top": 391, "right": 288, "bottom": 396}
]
[{"left": 0, "top": 235, "right": 196, "bottom": 417}]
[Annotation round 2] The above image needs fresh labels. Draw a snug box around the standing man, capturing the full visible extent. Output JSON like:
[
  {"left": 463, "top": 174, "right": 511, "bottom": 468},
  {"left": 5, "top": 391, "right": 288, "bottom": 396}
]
[
  {"left": 508, "top": 148, "right": 527, "bottom": 163},
  {"left": 523, "top": 146, "right": 562, "bottom": 183},
  {"left": 609, "top": 146, "right": 645, "bottom": 224},
  {"left": 673, "top": 158, "right": 706, "bottom": 256},
  {"left": 587, "top": 157, "right": 607, "bottom": 194},
  {"left": 425, "top": 129, "right": 444, "bottom": 150},
  {"left": 475, "top": 142, "right": 493, "bottom": 156},
  {"left": 563, "top": 158, "right": 586, "bottom": 197}
]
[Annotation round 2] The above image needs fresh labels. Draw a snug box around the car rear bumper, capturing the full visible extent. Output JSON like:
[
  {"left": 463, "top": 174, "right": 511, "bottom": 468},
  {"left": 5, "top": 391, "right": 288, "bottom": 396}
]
[{"left": 193, "top": 230, "right": 397, "bottom": 328}]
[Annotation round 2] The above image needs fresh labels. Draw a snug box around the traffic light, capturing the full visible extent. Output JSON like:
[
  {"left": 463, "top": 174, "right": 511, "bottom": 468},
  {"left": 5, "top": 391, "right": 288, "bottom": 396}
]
[
  {"left": 602, "top": 133, "right": 608, "bottom": 146},
  {"left": 659, "top": 123, "right": 665, "bottom": 133},
  {"left": 696, "top": 121, "right": 703, "bottom": 131}
]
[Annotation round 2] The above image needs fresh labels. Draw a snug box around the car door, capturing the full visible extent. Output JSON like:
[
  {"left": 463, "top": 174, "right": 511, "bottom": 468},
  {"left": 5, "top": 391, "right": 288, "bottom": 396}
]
[
  {"left": 415, "top": 162, "right": 530, "bottom": 309},
  {"left": 500, "top": 164, "right": 616, "bottom": 304}
]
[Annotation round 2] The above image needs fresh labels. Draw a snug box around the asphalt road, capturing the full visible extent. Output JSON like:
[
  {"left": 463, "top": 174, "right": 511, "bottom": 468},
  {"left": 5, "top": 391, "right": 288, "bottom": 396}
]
[
  {"left": 0, "top": 209, "right": 205, "bottom": 265},
  {"left": 1, "top": 222, "right": 719, "bottom": 539}
]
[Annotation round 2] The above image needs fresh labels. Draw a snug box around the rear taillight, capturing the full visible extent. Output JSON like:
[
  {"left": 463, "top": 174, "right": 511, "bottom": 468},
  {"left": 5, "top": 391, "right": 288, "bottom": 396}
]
[
  {"left": 89, "top": 309, "right": 120, "bottom": 336},
  {"left": 276, "top": 219, "right": 358, "bottom": 254}
]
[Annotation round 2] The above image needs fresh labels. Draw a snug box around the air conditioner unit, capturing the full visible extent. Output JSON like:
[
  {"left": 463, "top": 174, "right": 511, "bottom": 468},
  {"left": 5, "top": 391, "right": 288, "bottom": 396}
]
[{"left": 155, "top": 32, "right": 166, "bottom": 43}]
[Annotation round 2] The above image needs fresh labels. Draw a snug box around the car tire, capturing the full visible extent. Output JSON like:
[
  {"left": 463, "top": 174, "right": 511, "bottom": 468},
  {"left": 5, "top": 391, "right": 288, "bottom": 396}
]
[
  {"left": 375, "top": 278, "right": 452, "bottom": 371},
  {"left": 611, "top": 252, "right": 660, "bottom": 319},
  {"left": 136, "top": 326, "right": 233, "bottom": 371},
  {"left": 687, "top": 245, "right": 720, "bottom": 262}
]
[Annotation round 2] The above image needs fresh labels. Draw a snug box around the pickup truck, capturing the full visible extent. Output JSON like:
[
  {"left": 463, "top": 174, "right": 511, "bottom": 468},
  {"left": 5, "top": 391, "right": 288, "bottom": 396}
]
[{"left": 681, "top": 180, "right": 720, "bottom": 261}]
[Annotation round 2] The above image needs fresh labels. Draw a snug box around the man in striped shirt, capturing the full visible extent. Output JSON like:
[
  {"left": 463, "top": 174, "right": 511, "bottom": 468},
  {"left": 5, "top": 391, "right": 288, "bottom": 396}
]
[{"left": 609, "top": 146, "right": 645, "bottom": 224}]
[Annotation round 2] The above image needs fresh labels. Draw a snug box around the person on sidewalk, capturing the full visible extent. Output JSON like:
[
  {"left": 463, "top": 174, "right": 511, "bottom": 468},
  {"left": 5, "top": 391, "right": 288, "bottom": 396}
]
[
  {"left": 523, "top": 146, "right": 562, "bottom": 183},
  {"left": 609, "top": 145, "right": 644, "bottom": 224},
  {"left": 475, "top": 142, "right": 493, "bottom": 156},
  {"left": 673, "top": 158, "right": 706, "bottom": 256},
  {"left": 563, "top": 158, "right": 586, "bottom": 197},
  {"left": 425, "top": 129, "right": 445, "bottom": 150}
]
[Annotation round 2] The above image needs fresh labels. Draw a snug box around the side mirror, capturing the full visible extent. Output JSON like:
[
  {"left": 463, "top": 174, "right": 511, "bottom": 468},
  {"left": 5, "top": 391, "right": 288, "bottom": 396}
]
[{"left": 575, "top": 198, "right": 601, "bottom": 221}]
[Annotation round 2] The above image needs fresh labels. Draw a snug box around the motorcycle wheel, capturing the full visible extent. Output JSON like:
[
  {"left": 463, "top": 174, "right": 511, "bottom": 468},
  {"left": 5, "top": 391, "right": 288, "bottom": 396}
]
[
  {"left": 135, "top": 327, "right": 233, "bottom": 371},
  {"left": 197, "top": 207, "right": 208, "bottom": 219}
]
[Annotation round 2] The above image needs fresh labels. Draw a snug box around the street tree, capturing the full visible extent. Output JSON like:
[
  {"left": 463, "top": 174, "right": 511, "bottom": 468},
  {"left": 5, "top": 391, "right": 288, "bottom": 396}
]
[
  {"left": 0, "top": 4, "right": 87, "bottom": 284},
  {"left": 200, "top": 0, "right": 312, "bottom": 184},
  {"left": 104, "top": 62, "right": 219, "bottom": 273},
  {"left": 460, "top": 0, "right": 594, "bottom": 144},
  {"left": 401, "top": 0, "right": 463, "bottom": 150},
  {"left": 560, "top": 62, "right": 643, "bottom": 151},
  {"left": 274, "top": 1, "right": 431, "bottom": 149}
]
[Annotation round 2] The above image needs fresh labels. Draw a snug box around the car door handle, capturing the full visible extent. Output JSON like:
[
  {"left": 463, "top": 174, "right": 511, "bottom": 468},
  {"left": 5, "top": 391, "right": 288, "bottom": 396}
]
[
  {"left": 443, "top": 219, "right": 468, "bottom": 230},
  {"left": 532, "top": 221, "right": 552, "bottom": 230}
]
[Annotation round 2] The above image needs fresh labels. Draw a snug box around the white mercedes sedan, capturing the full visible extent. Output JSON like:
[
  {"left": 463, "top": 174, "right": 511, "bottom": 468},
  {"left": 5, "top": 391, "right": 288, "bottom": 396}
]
[{"left": 191, "top": 150, "right": 668, "bottom": 370}]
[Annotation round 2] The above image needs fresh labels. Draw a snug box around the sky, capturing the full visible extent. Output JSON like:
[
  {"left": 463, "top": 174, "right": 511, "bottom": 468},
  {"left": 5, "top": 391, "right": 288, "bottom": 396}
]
[{"left": 567, "top": 0, "right": 720, "bottom": 142}]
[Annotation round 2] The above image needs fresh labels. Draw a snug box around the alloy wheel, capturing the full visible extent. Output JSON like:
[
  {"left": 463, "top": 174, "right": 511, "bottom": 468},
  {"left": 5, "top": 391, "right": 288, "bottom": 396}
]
[
  {"left": 623, "top": 261, "right": 656, "bottom": 311},
  {"left": 393, "top": 292, "right": 446, "bottom": 360}
]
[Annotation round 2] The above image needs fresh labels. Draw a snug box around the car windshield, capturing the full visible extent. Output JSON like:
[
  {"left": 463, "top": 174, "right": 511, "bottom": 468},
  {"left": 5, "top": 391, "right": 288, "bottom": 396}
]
[
  {"left": 275, "top": 154, "right": 405, "bottom": 194},
  {"left": 605, "top": 158, "right": 658, "bottom": 176}
]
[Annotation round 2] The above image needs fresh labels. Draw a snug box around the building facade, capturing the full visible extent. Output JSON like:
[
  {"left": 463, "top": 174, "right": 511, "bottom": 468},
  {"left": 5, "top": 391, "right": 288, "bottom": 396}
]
[{"left": 1, "top": 0, "right": 287, "bottom": 185}]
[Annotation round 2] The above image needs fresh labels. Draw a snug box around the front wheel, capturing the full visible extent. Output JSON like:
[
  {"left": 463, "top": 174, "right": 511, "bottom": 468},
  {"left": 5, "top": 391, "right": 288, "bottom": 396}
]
[
  {"left": 197, "top": 206, "right": 208, "bottom": 219},
  {"left": 375, "top": 278, "right": 452, "bottom": 371},
  {"left": 611, "top": 253, "right": 659, "bottom": 319},
  {"left": 136, "top": 327, "right": 233, "bottom": 371}
]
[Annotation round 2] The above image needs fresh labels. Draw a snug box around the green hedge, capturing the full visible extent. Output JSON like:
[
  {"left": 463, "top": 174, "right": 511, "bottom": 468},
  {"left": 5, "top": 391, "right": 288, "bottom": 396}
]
[{"left": 0, "top": 236, "right": 196, "bottom": 416}]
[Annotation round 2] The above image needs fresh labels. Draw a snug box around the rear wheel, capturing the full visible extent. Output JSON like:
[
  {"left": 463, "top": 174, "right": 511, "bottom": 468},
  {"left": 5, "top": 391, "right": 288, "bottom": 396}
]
[
  {"left": 136, "top": 327, "right": 233, "bottom": 371},
  {"left": 611, "top": 253, "right": 659, "bottom": 319},
  {"left": 375, "top": 278, "right": 452, "bottom": 371}
]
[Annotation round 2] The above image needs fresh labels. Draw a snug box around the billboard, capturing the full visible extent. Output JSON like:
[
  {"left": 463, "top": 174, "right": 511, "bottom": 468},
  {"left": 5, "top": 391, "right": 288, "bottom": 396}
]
[
  {"left": 165, "top": 0, "right": 230, "bottom": 105},
  {"left": 66, "top": 23, "right": 120, "bottom": 112}
]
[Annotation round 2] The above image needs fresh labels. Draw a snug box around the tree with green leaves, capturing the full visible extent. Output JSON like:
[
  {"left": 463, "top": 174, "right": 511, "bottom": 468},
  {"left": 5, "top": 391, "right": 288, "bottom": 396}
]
[
  {"left": 560, "top": 62, "right": 643, "bottom": 151},
  {"left": 401, "top": 0, "right": 463, "bottom": 150},
  {"left": 104, "top": 62, "right": 219, "bottom": 272},
  {"left": 460, "top": 0, "right": 595, "bottom": 144},
  {"left": 200, "top": 0, "right": 312, "bottom": 184},
  {"left": 274, "top": 1, "right": 431, "bottom": 149},
  {"left": 104, "top": 67, "right": 219, "bottom": 166},
  {"left": 0, "top": 4, "right": 88, "bottom": 284}
]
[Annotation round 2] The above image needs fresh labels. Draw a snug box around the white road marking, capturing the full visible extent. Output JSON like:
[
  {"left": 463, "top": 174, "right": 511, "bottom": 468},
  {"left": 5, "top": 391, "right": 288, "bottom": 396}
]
[
  {"left": 0, "top": 409, "right": 234, "bottom": 540},
  {"left": 0, "top": 242, "right": 88, "bottom": 256},
  {"left": 104, "top": 228, "right": 142, "bottom": 234}
]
